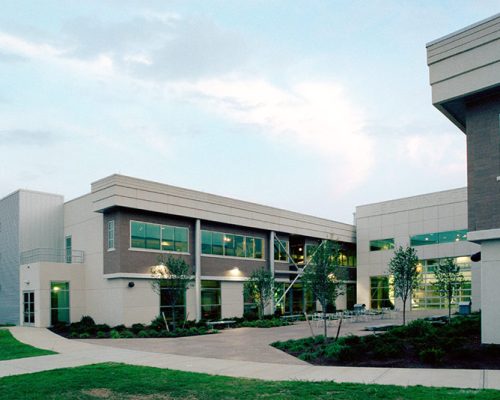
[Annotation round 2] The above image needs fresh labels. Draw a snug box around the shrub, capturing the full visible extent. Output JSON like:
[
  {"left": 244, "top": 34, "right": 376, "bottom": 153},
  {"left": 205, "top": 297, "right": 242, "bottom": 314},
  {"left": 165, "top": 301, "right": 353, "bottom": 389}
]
[
  {"left": 96, "top": 331, "right": 108, "bottom": 338},
  {"left": 94, "top": 324, "right": 111, "bottom": 333},
  {"left": 79, "top": 315, "right": 96, "bottom": 327},
  {"left": 146, "top": 329, "right": 160, "bottom": 338},
  {"left": 149, "top": 316, "right": 168, "bottom": 331},
  {"left": 112, "top": 324, "right": 127, "bottom": 332},
  {"left": 119, "top": 330, "right": 135, "bottom": 338},
  {"left": 69, "top": 331, "right": 79, "bottom": 339},
  {"left": 79, "top": 333, "right": 91, "bottom": 339},
  {"left": 419, "top": 348, "right": 445, "bottom": 365},
  {"left": 131, "top": 323, "right": 146, "bottom": 334},
  {"left": 110, "top": 330, "right": 121, "bottom": 339}
]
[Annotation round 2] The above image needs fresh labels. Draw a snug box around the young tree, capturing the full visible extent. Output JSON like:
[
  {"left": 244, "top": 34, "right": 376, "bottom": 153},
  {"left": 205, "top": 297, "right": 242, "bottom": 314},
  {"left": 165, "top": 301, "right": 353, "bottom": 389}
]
[
  {"left": 388, "top": 246, "right": 420, "bottom": 325},
  {"left": 151, "top": 254, "right": 194, "bottom": 330},
  {"left": 433, "top": 258, "right": 465, "bottom": 320},
  {"left": 244, "top": 267, "right": 275, "bottom": 319},
  {"left": 301, "top": 241, "right": 346, "bottom": 340}
]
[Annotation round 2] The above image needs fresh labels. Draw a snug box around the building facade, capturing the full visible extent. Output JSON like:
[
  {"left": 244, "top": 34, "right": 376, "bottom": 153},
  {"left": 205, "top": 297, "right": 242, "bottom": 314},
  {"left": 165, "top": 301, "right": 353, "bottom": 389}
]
[
  {"left": 356, "top": 188, "right": 480, "bottom": 312},
  {"left": 427, "top": 12, "right": 500, "bottom": 343},
  {"left": 11, "top": 175, "right": 356, "bottom": 327}
]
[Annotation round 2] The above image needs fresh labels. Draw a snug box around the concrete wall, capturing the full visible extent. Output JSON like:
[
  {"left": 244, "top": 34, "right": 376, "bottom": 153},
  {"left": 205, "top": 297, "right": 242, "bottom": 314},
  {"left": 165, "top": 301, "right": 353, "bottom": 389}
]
[
  {"left": 91, "top": 174, "right": 355, "bottom": 243},
  {"left": 0, "top": 192, "right": 20, "bottom": 324},
  {"left": 0, "top": 190, "right": 64, "bottom": 325},
  {"left": 221, "top": 281, "right": 244, "bottom": 318},
  {"left": 356, "top": 188, "right": 480, "bottom": 310},
  {"left": 19, "top": 262, "right": 85, "bottom": 327}
]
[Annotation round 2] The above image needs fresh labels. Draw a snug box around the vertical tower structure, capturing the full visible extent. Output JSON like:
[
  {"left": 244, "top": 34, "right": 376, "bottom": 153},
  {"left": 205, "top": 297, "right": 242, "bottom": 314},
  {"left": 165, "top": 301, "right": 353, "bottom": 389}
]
[{"left": 427, "top": 13, "right": 500, "bottom": 343}]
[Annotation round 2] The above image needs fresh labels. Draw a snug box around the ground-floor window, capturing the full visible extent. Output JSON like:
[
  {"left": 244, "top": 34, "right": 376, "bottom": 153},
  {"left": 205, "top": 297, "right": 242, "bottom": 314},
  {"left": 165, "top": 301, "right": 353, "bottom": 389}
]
[
  {"left": 201, "top": 280, "right": 221, "bottom": 320},
  {"left": 276, "top": 282, "right": 317, "bottom": 315},
  {"left": 412, "top": 257, "right": 472, "bottom": 309},
  {"left": 370, "top": 276, "right": 394, "bottom": 309},
  {"left": 243, "top": 290, "right": 258, "bottom": 319},
  {"left": 159, "top": 281, "right": 186, "bottom": 321},
  {"left": 51, "top": 282, "right": 70, "bottom": 325},
  {"left": 23, "top": 291, "right": 35, "bottom": 324},
  {"left": 346, "top": 282, "right": 357, "bottom": 310}
]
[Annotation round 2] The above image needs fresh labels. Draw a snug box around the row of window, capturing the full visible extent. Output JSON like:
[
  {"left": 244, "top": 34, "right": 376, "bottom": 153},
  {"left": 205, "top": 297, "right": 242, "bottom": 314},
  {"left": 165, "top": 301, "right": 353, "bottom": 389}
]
[
  {"left": 201, "top": 230, "right": 264, "bottom": 259},
  {"left": 410, "top": 229, "right": 468, "bottom": 246},
  {"left": 370, "top": 229, "right": 468, "bottom": 252},
  {"left": 369, "top": 256, "right": 472, "bottom": 310},
  {"left": 131, "top": 221, "right": 189, "bottom": 253}
]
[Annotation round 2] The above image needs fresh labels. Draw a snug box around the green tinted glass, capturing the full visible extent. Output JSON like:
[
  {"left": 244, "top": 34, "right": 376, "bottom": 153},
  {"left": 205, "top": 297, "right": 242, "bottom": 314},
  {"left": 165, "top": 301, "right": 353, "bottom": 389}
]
[{"left": 369, "top": 238, "right": 394, "bottom": 251}]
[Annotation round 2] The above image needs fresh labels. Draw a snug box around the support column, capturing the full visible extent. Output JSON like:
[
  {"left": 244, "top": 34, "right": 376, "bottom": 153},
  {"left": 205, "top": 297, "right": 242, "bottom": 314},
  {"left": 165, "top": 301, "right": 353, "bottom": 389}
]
[
  {"left": 195, "top": 219, "right": 201, "bottom": 322},
  {"left": 269, "top": 231, "right": 275, "bottom": 314}
]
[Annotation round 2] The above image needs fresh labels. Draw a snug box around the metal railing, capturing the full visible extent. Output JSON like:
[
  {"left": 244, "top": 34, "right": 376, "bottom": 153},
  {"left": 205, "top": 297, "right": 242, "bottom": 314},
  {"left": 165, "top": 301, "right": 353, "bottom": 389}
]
[{"left": 20, "top": 248, "right": 84, "bottom": 264}]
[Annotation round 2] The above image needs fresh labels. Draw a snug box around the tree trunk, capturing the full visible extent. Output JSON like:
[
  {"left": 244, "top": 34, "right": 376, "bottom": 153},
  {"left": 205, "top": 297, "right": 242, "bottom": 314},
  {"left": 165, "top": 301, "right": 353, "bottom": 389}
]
[
  {"left": 323, "top": 309, "right": 327, "bottom": 341},
  {"left": 172, "top": 306, "right": 177, "bottom": 331},
  {"left": 402, "top": 299, "right": 406, "bottom": 326},
  {"left": 448, "top": 293, "right": 452, "bottom": 322}
]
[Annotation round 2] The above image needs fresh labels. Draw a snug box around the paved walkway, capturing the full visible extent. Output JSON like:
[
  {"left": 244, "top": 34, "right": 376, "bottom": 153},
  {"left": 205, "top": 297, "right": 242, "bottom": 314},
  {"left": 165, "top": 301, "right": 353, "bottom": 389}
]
[{"left": 1, "top": 325, "right": 500, "bottom": 390}]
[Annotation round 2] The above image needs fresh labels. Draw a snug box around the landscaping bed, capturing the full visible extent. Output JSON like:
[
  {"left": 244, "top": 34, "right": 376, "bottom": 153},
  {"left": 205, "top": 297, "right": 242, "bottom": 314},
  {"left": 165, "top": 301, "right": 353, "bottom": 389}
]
[
  {"left": 272, "top": 313, "right": 500, "bottom": 369},
  {"left": 50, "top": 316, "right": 218, "bottom": 339}
]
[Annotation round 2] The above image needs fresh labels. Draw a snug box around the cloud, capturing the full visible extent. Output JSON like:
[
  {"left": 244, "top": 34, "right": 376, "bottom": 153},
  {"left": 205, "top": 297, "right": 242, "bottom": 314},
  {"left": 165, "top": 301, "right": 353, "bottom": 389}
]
[
  {"left": 170, "top": 78, "right": 374, "bottom": 192},
  {"left": 58, "top": 14, "right": 250, "bottom": 80},
  {"left": 0, "top": 129, "right": 60, "bottom": 146},
  {"left": 400, "top": 133, "right": 466, "bottom": 175}
]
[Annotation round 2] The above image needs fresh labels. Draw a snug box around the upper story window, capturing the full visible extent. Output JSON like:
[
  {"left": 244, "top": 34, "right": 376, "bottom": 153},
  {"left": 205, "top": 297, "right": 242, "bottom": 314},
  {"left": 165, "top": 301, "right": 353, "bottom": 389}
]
[
  {"left": 370, "top": 238, "right": 395, "bottom": 251},
  {"left": 65, "top": 236, "right": 72, "bottom": 263},
  {"left": 201, "top": 230, "right": 263, "bottom": 259},
  {"left": 107, "top": 220, "right": 115, "bottom": 251},
  {"left": 410, "top": 229, "right": 467, "bottom": 246},
  {"left": 274, "top": 238, "right": 289, "bottom": 262},
  {"left": 130, "top": 221, "right": 189, "bottom": 253}
]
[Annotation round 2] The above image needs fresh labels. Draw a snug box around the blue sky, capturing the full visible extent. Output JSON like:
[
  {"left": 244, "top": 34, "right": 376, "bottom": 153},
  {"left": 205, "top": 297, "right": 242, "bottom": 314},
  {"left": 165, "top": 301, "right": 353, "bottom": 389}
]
[{"left": 1, "top": 1, "right": 499, "bottom": 223}]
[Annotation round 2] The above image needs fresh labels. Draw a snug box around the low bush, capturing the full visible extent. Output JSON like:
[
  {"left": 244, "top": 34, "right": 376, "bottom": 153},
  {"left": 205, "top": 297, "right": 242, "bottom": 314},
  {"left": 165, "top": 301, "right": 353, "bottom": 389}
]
[
  {"left": 78, "top": 333, "right": 91, "bottom": 339},
  {"left": 419, "top": 348, "right": 445, "bottom": 365},
  {"left": 96, "top": 331, "right": 108, "bottom": 338},
  {"left": 238, "top": 319, "right": 290, "bottom": 328},
  {"left": 110, "top": 330, "right": 121, "bottom": 339}
]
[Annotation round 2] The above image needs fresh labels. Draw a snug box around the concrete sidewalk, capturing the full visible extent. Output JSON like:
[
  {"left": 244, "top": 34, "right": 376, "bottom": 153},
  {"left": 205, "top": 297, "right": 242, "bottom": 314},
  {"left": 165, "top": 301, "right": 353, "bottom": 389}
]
[{"left": 1, "top": 327, "right": 500, "bottom": 391}]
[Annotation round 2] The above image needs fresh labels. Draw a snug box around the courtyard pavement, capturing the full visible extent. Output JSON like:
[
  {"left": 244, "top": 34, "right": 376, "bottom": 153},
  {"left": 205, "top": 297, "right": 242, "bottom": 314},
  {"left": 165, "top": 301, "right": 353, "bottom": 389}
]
[{"left": 1, "top": 312, "right": 499, "bottom": 391}]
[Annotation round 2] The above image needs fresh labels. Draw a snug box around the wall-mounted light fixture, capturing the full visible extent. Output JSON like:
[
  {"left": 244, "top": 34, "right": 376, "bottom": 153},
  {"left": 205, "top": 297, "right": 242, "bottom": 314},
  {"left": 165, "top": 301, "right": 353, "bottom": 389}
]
[
  {"left": 128, "top": 281, "right": 135, "bottom": 288},
  {"left": 229, "top": 267, "right": 241, "bottom": 277}
]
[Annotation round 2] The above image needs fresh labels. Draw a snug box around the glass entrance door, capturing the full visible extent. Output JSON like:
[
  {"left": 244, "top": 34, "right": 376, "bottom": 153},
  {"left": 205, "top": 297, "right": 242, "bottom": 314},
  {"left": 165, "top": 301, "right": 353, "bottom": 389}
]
[{"left": 23, "top": 291, "right": 35, "bottom": 325}]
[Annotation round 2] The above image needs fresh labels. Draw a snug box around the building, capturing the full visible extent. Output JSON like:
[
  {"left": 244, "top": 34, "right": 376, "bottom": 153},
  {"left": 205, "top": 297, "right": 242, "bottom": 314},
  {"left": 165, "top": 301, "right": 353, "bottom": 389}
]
[
  {"left": 0, "top": 173, "right": 481, "bottom": 328},
  {"left": 2, "top": 174, "right": 356, "bottom": 327},
  {"left": 427, "top": 12, "right": 500, "bottom": 343},
  {"left": 356, "top": 188, "right": 479, "bottom": 312}
]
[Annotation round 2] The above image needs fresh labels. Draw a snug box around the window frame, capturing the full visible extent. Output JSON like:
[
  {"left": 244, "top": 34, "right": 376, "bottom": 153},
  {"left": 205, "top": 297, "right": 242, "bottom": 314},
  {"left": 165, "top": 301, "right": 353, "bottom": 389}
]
[
  {"left": 129, "top": 220, "right": 190, "bottom": 254},
  {"left": 201, "top": 229, "right": 265, "bottom": 260},
  {"left": 107, "top": 220, "right": 115, "bottom": 251}
]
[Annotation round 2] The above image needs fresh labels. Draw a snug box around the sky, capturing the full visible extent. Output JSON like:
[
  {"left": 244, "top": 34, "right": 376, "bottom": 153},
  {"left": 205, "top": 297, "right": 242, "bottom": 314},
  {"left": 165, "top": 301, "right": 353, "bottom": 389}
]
[{"left": 1, "top": 1, "right": 499, "bottom": 224}]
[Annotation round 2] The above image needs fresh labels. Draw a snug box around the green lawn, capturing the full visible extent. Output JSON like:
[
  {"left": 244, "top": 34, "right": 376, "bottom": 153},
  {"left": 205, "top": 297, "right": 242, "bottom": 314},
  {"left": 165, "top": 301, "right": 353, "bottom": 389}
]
[
  {"left": 0, "top": 363, "right": 498, "bottom": 400},
  {"left": 0, "top": 329, "right": 56, "bottom": 361}
]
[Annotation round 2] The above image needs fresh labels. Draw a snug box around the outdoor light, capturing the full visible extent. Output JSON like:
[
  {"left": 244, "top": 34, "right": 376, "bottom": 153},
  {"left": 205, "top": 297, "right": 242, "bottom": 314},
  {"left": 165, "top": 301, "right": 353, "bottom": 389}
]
[
  {"left": 128, "top": 281, "right": 135, "bottom": 288},
  {"left": 229, "top": 267, "right": 241, "bottom": 276}
]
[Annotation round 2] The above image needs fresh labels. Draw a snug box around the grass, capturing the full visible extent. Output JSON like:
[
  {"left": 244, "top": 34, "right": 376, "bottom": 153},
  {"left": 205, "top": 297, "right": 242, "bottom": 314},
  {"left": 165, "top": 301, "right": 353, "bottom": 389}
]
[
  {"left": 0, "top": 362, "right": 499, "bottom": 400},
  {"left": 0, "top": 329, "right": 56, "bottom": 361}
]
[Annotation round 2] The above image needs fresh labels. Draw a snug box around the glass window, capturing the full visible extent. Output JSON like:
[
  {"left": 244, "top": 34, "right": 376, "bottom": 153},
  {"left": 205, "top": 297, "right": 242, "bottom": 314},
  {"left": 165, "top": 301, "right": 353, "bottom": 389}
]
[
  {"left": 370, "top": 276, "right": 394, "bottom": 309},
  {"left": 410, "top": 229, "right": 467, "bottom": 246},
  {"left": 51, "top": 282, "right": 70, "bottom": 325},
  {"left": 274, "top": 239, "right": 289, "bottom": 261},
  {"left": 131, "top": 221, "right": 146, "bottom": 248},
  {"left": 174, "top": 227, "right": 188, "bottom": 253},
  {"left": 202, "top": 230, "right": 263, "bottom": 259},
  {"left": 107, "top": 220, "right": 115, "bottom": 250},
  {"left": 159, "top": 280, "right": 186, "bottom": 322},
  {"left": 161, "top": 225, "right": 175, "bottom": 251},
  {"left": 145, "top": 223, "right": 161, "bottom": 250},
  {"left": 201, "top": 230, "right": 212, "bottom": 254},
  {"left": 212, "top": 232, "right": 224, "bottom": 255},
  {"left": 65, "top": 236, "right": 72, "bottom": 263},
  {"left": 369, "top": 238, "right": 394, "bottom": 251},
  {"left": 131, "top": 221, "right": 189, "bottom": 253},
  {"left": 245, "top": 237, "right": 255, "bottom": 258},
  {"left": 413, "top": 256, "right": 472, "bottom": 309},
  {"left": 254, "top": 238, "right": 263, "bottom": 259},
  {"left": 224, "top": 234, "right": 235, "bottom": 256},
  {"left": 235, "top": 235, "right": 245, "bottom": 257},
  {"left": 201, "top": 280, "right": 221, "bottom": 320}
]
